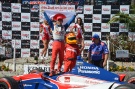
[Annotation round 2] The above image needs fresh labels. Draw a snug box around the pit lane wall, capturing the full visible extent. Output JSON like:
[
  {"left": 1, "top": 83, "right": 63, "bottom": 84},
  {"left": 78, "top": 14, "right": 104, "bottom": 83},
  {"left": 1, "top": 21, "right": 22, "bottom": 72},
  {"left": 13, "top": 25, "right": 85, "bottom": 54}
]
[{"left": 0, "top": 3, "right": 135, "bottom": 58}]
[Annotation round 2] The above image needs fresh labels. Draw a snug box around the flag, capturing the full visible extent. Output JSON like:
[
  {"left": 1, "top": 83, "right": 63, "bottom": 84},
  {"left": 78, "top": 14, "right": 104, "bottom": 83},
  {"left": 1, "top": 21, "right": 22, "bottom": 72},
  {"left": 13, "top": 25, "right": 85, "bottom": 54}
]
[{"left": 44, "top": 9, "right": 76, "bottom": 25}]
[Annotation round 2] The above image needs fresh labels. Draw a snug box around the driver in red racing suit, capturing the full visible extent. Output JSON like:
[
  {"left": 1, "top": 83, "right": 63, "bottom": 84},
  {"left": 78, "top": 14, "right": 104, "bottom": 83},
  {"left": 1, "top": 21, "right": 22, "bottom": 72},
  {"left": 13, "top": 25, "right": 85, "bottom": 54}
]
[{"left": 44, "top": 12, "right": 76, "bottom": 76}]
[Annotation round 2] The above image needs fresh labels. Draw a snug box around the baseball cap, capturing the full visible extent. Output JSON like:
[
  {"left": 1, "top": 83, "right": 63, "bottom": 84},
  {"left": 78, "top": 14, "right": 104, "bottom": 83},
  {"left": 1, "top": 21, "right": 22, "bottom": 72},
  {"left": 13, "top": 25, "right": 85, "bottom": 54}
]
[{"left": 92, "top": 34, "right": 100, "bottom": 41}]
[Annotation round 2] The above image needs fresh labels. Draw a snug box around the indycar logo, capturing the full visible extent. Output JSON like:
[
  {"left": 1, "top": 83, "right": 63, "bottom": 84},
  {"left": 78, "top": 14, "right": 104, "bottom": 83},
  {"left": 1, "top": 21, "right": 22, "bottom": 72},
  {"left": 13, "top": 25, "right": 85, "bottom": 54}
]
[{"left": 31, "top": 42, "right": 38, "bottom": 45}]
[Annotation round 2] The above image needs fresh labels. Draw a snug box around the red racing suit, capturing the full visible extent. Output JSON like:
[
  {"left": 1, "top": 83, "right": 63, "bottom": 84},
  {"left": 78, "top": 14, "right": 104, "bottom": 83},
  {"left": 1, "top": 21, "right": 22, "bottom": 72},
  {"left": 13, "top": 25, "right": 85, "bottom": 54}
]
[{"left": 64, "top": 44, "right": 80, "bottom": 72}]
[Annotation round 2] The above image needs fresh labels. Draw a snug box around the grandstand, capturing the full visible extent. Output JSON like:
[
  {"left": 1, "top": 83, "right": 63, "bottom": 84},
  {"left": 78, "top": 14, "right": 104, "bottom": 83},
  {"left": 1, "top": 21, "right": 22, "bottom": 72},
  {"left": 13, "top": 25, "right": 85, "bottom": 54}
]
[{"left": 0, "top": 0, "right": 134, "bottom": 5}]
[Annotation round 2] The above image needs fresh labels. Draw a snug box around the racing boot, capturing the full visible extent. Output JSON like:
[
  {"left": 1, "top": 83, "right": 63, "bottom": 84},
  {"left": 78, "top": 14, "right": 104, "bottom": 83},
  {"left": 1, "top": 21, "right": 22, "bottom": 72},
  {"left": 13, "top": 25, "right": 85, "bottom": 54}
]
[{"left": 49, "top": 71, "right": 55, "bottom": 77}]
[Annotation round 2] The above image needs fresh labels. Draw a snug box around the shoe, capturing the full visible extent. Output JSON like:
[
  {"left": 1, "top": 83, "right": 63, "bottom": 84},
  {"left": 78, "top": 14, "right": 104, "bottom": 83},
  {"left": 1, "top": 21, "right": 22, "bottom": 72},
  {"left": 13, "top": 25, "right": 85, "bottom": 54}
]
[
  {"left": 56, "top": 70, "right": 62, "bottom": 75},
  {"left": 40, "top": 56, "right": 44, "bottom": 60},
  {"left": 49, "top": 71, "right": 55, "bottom": 77}
]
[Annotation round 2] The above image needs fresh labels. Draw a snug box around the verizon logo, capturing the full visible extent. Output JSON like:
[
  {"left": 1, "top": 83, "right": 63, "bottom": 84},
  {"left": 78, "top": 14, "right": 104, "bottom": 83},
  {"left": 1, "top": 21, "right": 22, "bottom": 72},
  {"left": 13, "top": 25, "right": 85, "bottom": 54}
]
[
  {"left": 121, "top": 8, "right": 128, "bottom": 11},
  {"left": 93, "top": 17, "right": 100, "bottom": 20},
  {"left": 22, "top": 16, "right": 29, "bottom": 19},
  {"left": 85, "top": 8, "right": 91, "bottom": 11},
  {"left": 12, "top": 6, "right": 20, "bottom": 9},
  {"left": 103, "top": 8, "right": 109, "bottom": 11}
]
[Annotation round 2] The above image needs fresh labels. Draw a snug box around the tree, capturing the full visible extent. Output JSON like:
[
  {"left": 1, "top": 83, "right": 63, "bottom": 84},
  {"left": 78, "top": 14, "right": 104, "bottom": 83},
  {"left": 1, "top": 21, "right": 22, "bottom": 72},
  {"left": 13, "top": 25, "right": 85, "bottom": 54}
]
[{"left": 108, "top": 5, "right": 135, "bottom": 32}]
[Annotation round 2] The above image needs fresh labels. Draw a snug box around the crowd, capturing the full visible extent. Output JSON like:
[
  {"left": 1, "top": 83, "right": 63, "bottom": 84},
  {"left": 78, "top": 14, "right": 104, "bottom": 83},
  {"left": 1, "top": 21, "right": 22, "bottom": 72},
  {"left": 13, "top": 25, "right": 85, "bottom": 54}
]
[{"left": 40, "top": 10, "right": 109, "bottom": 76}]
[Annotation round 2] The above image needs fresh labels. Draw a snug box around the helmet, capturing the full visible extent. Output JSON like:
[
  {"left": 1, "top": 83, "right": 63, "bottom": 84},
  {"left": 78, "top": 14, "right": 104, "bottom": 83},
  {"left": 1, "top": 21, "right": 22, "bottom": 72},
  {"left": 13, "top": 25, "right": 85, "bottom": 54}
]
[{"left": 66, "top": 32, "right": 77, "bottom": 44}]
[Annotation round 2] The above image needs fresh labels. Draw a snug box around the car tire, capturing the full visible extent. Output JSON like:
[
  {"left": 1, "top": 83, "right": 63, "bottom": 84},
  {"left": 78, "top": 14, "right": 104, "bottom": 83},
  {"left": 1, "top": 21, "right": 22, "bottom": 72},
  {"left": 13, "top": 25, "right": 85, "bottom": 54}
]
[
  {"left": 115, "top": 83, "right": 135, "bottom": 89},
  {"left": 0, "top": 77, "right": 19, "bottom": 89},
  {"left": 29, "top": 68, "right": 44, "bottom": 74},
  {"left": 126, "top": 74, "right": 135, "bottom": 84}
]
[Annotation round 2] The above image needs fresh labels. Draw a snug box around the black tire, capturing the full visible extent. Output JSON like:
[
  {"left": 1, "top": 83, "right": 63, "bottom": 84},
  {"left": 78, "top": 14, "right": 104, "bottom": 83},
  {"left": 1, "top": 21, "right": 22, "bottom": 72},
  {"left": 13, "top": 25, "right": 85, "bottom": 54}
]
[
  {"left": 0, "top": 77, "right": 19, "bottom": 89},
  {"left": 29, "top": 68, "right": 44, "bottom": 74},
  {"left": 115, "top": 83, "right": 135, "bottom": 89},
  {"left": 126, "top": 74, "right": 135, "bottom": 84}
]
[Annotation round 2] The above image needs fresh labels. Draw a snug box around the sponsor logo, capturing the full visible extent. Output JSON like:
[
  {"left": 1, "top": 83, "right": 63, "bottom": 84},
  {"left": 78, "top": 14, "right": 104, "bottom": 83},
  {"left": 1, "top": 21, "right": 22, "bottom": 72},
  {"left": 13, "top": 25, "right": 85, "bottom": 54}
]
[
  {"left": 12, "top": 6, "right": 20, "bottom": 9},
  {"left": 93, "top": 17, "right": 100, "bottom": 20},
  {"left": 15, "top": 42, "right": 20, "bottom": 45},
  {"left": 120, "top": 26, "right": 126, "bottom": 29},
  {"left": 3, "top": 15, "right": 10, "bottom": 18},
  {"left": 31, "top": 42, "right": 38, "bottom": 45},
  {"left": 64, "top": 77, "right": 70, "bottom": 82},
  {"left": 78, "top": 66, "right": 100, "bottom": 74},
  {"left": 23, "top": 84, "right": 32, "bottom": 87},
  {"left": 3, "top": 33, "right": 10, "bottom": 36},
  {"left": 13, "top": 25, "right": 20, "bottom": 28},
  {"left": 2, "top": 6, "right": 10, "bottom": 9},
  {"left": 22, "top": 34, "right": 29, "bottom": 37},
  {"left": 102, "top": 26, "right": 109, "bottom": 29},
  {"left": 22, "top": 16, "right": 29, "bottom": 19},
  {"left": 121, "top": 8, "right": 128, "bottom": 11},
  {"left": 31, "top": 25, "right": 39, "bottom": 28},
  {"left": 85, "top": 8, "right": 91, "bottom": 11},
  {"left": 85, "top": 42, "right": 91, "bottom": 46},
  {"left": 103, "top": 8, "right": 109, "bottom": 11},
  {"left": 22, "top": 52, "right": 29, "bottom": 54},
  {"left": 84, "top": 26, "right": 91, "bottom": 29}
]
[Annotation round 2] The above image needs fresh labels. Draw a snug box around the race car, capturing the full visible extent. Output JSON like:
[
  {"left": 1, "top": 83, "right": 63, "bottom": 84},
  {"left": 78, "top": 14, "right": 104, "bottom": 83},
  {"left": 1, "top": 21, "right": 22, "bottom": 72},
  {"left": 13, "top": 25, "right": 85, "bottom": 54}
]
[{"left": 0, "top": 57, "right": 135, "bottom": 89}]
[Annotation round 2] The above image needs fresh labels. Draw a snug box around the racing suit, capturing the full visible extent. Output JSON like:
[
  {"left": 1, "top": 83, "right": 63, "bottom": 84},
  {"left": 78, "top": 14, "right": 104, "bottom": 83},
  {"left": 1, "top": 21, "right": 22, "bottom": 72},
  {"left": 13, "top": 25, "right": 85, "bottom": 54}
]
[{"left": 44, "top": 12, "right": 76, "bottom": 72}]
